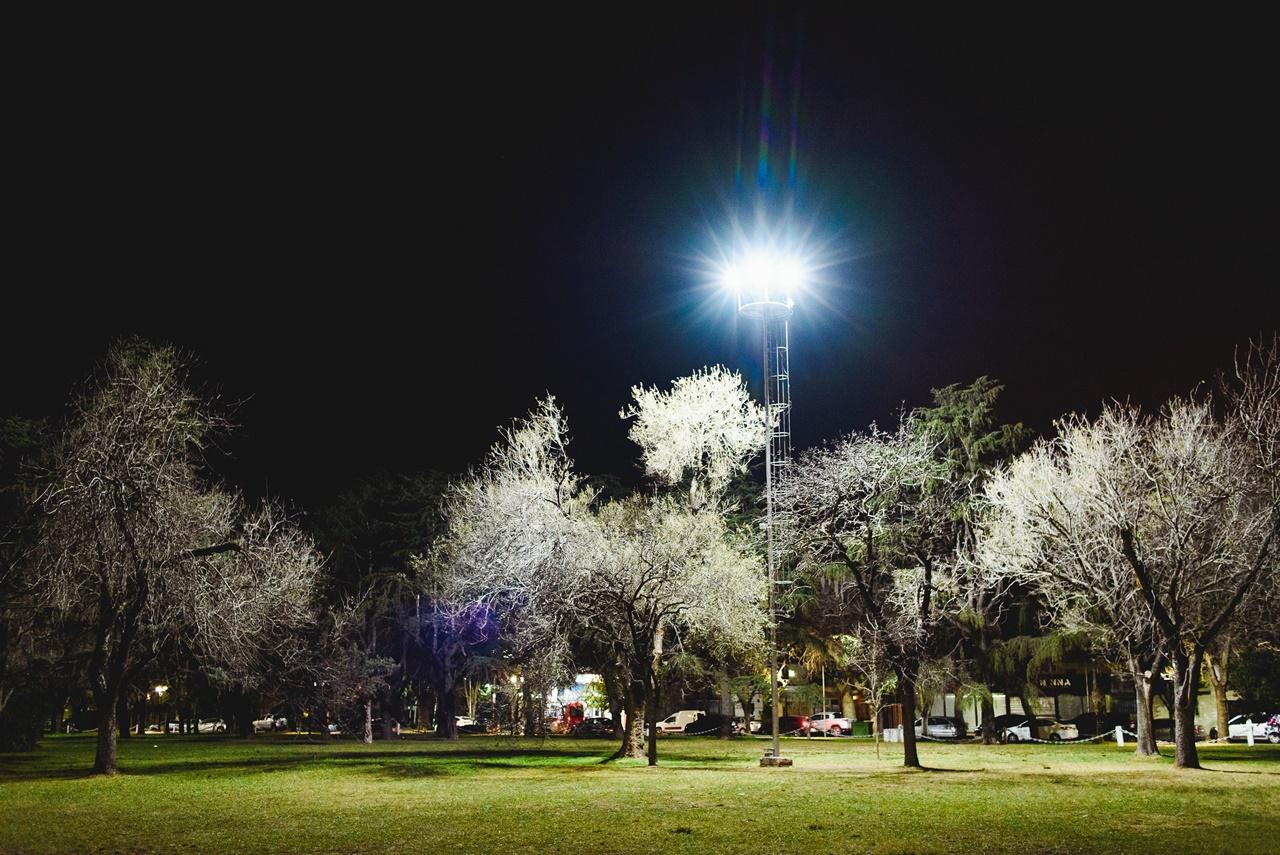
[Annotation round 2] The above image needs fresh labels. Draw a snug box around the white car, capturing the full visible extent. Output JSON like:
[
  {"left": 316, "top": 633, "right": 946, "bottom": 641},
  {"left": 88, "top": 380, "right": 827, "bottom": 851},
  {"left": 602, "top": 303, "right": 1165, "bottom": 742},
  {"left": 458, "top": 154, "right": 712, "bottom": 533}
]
[
  {"left": 1001, "top": 718, "right": 1078, "bottom": 742},
  {"left": 914, "top": 716, "right": 960, "bottom": 739},
  {"left": 1226, "top": 713, "right": 1274, "bottom": 741},
  {"left": 197, "top": 718, "right": 227, "bottom": 734},
  {"left": 656, "top": 710, "right": 705, "bottom": 734},
  {"left": 455, "top": 716, "right": 476, "bottom": 728},
  {"left": 253, "top": 715, "right": 287, "bottom": 732},
  {"left": 807, "top": 713, "right": 852, "bottom": 736}
]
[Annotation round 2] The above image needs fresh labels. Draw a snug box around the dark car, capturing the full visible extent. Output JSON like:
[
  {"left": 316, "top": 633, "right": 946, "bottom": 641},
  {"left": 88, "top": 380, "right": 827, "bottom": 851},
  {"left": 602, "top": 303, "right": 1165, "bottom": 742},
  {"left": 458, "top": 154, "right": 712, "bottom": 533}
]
[
  {"left": 1149, "top": 718, "right": 1205, "bottom": 741},
  {"left": 1062, "top": 712, "right": 1123, "bottom": 737},
  {"left": 982, "top": 714, "right": 1026, "bottom": 737},
  {"left": 682, "top": 713, "right": 739, "bottom": 736},
  {"left": 571, "top": 717, "right": 616, "bottom": 737},
  {"left": 757, "top": 715, "right": 809, "bottom": 736}
]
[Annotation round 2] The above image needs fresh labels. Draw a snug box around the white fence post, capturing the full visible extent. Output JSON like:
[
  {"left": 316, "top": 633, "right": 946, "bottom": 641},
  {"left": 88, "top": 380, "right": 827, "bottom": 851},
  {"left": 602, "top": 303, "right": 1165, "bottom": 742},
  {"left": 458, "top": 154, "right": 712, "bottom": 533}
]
[
  {"left": 1247, "top": 726, "right": 1255, "bottom": 747},
  {"left": 1115, "top": 725, "right": 1124, "bottom": 747}
]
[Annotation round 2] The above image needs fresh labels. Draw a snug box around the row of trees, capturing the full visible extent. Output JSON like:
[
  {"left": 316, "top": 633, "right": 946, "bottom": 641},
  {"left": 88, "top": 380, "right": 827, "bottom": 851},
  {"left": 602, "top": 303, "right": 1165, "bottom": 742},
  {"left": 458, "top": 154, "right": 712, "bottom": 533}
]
[
  {"left": 772, "top": 339, "right": 1278, "bottom": 770},
  {"left": 2, "top": 337, "right": 1276, "bottom": 774},
  {"left": 979, "top": 339, "right": 1279, "bottom": 768}
]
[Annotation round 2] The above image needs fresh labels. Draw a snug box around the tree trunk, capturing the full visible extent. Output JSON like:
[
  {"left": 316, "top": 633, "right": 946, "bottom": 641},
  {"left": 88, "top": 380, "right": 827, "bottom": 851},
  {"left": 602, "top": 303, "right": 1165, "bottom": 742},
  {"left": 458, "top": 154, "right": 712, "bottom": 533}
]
[
  {"left": 1205, "top": 640, "right": 1230, "bottom": 741},
  {"left": 94, "top": 700, "right": 119, "bottom": 775},
  {"left": 234, "top": 691, "right": 254, "bottom": 738},
  {"left": 433, "top": 667, "right": 459, "bottom": 740},
  {"left": 980, "top": 695, "right": 998, "bottom": 744},
  {"left": 521, "top": 682, "right": 536, "bottom": 737},
  {"left": 901, "top": 672, "right": 921, "bottom": 768},
  {"left": 1171, "top": 649, "right": 1202, "bottom": 770},
  {"left": 361, "top": 698, "right": 373, "bottom": 744},
  {"left": 646, "top": 680, "right": 659, "bottom": 767},
  {"left": 718, "top": 665, "right": 733, "bottom": 739},
  {"left": 1128, "top": 653, "right": 1159, "bottom": 757},
  {"left": 602, "top": 668, "right": 624, "bottom": 739},
  {"left": 380, "top": 699, "right": 398, "bottom": 740},
  {"left": 116, "top": 694, "right": 131, "bottom": 739},
  {"left": 620, "top": 697, "right": 646, "bottom": 759}
]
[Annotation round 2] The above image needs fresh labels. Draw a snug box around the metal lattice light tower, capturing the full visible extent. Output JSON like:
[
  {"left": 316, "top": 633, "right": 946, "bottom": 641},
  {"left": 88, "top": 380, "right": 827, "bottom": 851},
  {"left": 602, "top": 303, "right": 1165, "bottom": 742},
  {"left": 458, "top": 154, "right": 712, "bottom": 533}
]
[{"left": 729, "top": 252, "right": 800, "bottom": 766}]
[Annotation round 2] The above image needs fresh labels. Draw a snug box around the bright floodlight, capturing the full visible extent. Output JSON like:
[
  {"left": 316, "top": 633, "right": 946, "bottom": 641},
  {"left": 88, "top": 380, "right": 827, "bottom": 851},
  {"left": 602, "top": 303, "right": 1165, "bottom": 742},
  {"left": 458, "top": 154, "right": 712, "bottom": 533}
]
[{"left": 723, "top": 250, "right": 804, "bottom": 319}]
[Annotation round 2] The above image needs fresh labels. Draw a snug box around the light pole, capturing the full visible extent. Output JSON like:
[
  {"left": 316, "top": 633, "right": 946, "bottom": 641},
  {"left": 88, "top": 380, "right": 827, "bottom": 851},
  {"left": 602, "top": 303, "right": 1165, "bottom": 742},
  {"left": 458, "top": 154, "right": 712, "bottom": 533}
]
[{"left": 726, "top": 251, "right": 799, "bottom": 767}]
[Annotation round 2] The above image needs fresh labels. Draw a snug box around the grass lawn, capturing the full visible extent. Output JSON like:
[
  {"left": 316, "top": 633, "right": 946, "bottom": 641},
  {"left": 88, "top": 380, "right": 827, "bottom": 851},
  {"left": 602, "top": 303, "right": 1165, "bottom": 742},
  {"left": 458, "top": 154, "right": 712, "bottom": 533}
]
[{"left": 2, "top": 733, "right": 1278, "bottom": 854}]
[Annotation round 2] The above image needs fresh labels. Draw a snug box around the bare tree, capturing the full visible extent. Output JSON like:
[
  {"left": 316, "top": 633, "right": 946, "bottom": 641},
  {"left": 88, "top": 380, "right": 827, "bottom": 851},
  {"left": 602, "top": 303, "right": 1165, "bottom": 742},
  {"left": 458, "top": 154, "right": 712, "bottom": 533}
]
[
  {"left": 444, "top": 380, "right": 768, "bottom": 765},
  {"left": 838, "top": 631, "right": 896, "bottom": 758},
  {"left": 1118, "top": 384, "right": 1277, "bottom": 768},
  {"left": 586, "top": 496, "right": 765, "bottom": 764},
  {"left": 980, "top": 408, "right": 1165, "bottom": 755},
  {"left": 983, "top": 374, "right": 1278, "bottom": 768},
  {"left": 777, "top": 421, "right": 959, "bottom": 768},
  {"left": 29, "top": 342, "right": 320, "bottom": 774}
]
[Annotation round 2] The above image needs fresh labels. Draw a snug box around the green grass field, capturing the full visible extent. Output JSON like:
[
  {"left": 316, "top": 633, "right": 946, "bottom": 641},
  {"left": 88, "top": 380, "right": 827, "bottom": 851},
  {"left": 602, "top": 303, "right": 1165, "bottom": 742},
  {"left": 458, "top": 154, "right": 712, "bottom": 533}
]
[{"left": 2, "top": 733, "right": 1277, "bottom": 853}]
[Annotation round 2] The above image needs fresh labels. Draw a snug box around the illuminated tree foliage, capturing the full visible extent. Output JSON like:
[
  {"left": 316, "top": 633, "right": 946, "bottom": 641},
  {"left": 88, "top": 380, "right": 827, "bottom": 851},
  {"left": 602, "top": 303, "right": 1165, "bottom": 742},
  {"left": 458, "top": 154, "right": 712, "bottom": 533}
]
[
  {"left": 443, "top": 375, "right": 767, "bottom": 765},
  {"left": 29, "top": 342, "right": 320, "bottom": 774}
]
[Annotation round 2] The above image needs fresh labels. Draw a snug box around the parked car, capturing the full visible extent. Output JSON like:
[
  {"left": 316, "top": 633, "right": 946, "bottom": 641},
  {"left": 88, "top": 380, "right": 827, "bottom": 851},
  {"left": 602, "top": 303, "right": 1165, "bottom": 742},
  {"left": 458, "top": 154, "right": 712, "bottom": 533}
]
[
  {"left": 656, "top": 710, "right": 706, "bottom": 734},
  {"left": 683, "top": 714, "right": 740, "bottom": 736},
  {"left": 1226, "top": 714, "right": 1274, "bottom": 741},
  {"left": 758, "top": 715, "right": 809, "bottom": 736},
  {"left": 807, "top": 712, "right": 852, "bottom": 736},
  {"left": 144, "top": 723, "right": 164, "bottom": 734},
  {"left": 985, "top": 713, "right": 1027, "bottom": 734},
  {"left": 1149, "top": 718, "right": 1207, "bottom": 741},
  {"left": 459, "top": 717, "right": 499, "bottom": 734},
  {"left": 197, "top": 718, "right": 227, "bottom": 734},
  {"left": 1001, "top": 718, "right": 1078, "bottom": 742},
  {"left": 571, "top": 716, "right": 616, "bottom": 737},
  {"left": 1061, "top": 712, "right": 1123, "bottom": 737},
  {"left": 253, "top": 714, "right": 288, "bottom": 732},
  {"left": 454, "top": 715, "right": 476, "bottom": 728},
  {"left": 914, "top": 716, "right": 958, "bottom": 738}
]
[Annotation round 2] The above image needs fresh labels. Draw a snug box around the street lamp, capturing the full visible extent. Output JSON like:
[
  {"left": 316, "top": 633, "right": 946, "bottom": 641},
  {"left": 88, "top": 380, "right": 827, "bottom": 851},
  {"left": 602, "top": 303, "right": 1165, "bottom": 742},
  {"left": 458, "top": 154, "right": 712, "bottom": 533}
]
[{"left": 723, "top": 249, "right": 801, "bottom": 768}]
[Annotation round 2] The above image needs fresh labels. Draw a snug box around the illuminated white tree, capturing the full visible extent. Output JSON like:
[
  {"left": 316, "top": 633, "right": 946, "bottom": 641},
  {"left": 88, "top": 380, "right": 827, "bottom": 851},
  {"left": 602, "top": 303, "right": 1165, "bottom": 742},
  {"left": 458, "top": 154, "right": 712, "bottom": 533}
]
[
  {"left": 443, "top": 378, "right": 768, "bottom": 765},
  {"left": 621, "top": 365, "right": 767, "bottom": 508},
  {"left": 440, "top": 397, "right": 592, "bottom": 689},
  {"left": 587, "top": 496, "right": 765, "bottom": 763},
  {"left": 982, "top": 370, "right": 1278, "bottom": 769},
  {"left": 30, "top": 343, "right": 321, "bottom": 774},
  {"left": 980, "top": 408, "right": 1165, "bottom": 755},
  {"left": 777, "top": 421, "right": 959, "bottom": 768}
]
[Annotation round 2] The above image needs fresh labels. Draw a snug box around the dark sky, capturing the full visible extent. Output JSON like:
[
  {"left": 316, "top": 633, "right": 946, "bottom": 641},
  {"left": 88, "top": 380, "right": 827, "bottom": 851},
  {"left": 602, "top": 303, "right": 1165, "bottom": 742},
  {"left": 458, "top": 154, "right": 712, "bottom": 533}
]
[{"left": 6, "top": 7, "right": 1276, "bottom": 509}]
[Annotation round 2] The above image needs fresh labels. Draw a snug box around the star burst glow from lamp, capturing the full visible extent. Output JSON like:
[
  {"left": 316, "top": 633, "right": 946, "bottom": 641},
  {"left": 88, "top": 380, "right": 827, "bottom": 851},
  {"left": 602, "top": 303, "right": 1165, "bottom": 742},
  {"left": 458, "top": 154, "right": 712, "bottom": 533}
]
[{"left": 720, "top": 250, "right": 808, "bottom": 319}]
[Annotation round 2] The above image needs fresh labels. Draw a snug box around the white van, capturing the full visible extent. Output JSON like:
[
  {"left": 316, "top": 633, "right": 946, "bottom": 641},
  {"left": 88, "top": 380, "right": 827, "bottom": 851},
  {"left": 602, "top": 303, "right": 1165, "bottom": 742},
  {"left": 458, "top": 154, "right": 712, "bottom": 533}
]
[{"left": 656, "top": 710, "right": 705, "bottom": 734}]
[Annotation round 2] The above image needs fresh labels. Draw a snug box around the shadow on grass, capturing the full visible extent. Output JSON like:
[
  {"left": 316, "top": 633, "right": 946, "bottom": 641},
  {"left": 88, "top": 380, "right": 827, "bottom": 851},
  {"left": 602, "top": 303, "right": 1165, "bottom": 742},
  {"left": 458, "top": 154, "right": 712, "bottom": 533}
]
[
  {"left": 0, "top": 745, "right": 631, "bottom": 783},
  {"left": 0, "top": 753, "right": 97, "bottom": 783}
]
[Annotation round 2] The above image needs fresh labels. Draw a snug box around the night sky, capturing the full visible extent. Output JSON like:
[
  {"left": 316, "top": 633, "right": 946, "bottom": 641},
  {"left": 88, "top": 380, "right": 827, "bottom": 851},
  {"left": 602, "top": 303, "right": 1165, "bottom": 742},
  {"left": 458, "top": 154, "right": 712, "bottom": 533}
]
[{"left": 6, "top": 7, "right": 1275, "bottom": 510}]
